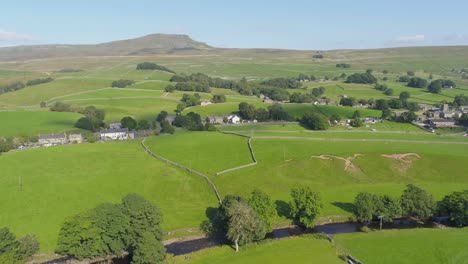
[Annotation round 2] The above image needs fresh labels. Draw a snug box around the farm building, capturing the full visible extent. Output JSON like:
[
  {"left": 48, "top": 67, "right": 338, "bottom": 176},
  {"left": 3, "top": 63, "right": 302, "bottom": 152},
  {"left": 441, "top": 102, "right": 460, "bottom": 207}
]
[
  {"left": 227, "top": 115, "right": 241, "bottom": 124},
  {"left": 200, "top": 100, "right": 212, "bottom": 106},
  {"left": 99, "top": 128, "right": 134, "bottom": 141},
  {"left": 430, "top": 119, "right": 456, "bottom": 128},
  {"left": 38, "top": 133, "right": 67, "bottom": 146},
  {"left": 165, "top": 115, "right": 176, "bottom": 125}
]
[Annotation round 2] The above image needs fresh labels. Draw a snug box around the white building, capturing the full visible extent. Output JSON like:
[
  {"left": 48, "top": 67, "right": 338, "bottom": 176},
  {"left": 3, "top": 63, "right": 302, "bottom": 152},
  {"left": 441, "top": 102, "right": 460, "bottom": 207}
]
[
  {"left": 227, "top": 115, "right": 241, "bottom": 124},
  {"left": 38, "top": 133, "right": 67, "bottom": 146},
  {"left": 68, "top": 134, "right": 83, "bottom": 144},
  {"left": 200, "top": 100, "right": 212, "bottom": 106},
  {"left": 100, "top": 128, "right": 133, "bottom": 141},
  {"left": 109, "top": 122, "right": 122, "bottom": 129}
]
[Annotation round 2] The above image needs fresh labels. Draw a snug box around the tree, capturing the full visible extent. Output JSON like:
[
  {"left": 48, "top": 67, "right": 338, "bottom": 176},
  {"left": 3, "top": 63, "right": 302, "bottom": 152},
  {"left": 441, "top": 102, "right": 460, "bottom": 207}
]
[
  {"left": 160, "top": 120, "right": 175, "bottom": 134},
  {"left": 225, "top": 201, "right": 266, "bottom": 252},
  {"left": 289, "top": 187, "right": 322, "bottom": 228},
  {"left": 164, "top": 85, "right": 175, "bottom": 93},
  {"left": 384, "top": 88, "right": 394, "bottom": 96},
  {"left": 238, "top": 102, "right": 257, "bottom": 120},
  {"left": 399, "top": 91, "right": 410, "bottom": 100},
  {"left": 381, "top": 109, "right": 392, "bottom": 119},
  {"left": 40, "top": 101, "right": 47, "bottom": 108},
  {"left": 340, "top": 97, "right": 357, "bottom": 106},
  {"left": 427, "top": 80, "right": 442, "bottom": 93},
  {"left": 136, "top": 62, "right": 175, "bottom": 73},
  {"left": 352, "top": 110, "right": 361, "bottom": 118},
  {"left": 406, "top": 102, "right": 420, "bottom": 112},
  {"left": 248, "top": 189, "right": 276, "bottom": 232},
  {"left": 437, "top": 190, "right": 468, "bottom": 227},
  {"left": 122, "top": 194, "right": 165, "bottom": 263},
  {"left": 137, "top": 120, "right": 150, "bottom": 130},
  {"left": 400, "top": 184, "right": 435, "bottom": 220},
  {"left": 375, "top": 99, "right": 389, "bottom": 110},
  {"left": 375, "top": 195, "right": 402, "bottom": 223},
  {"left": 397, "top": 111, "right": 417, "bottom": 123},
  {"left": 399, "top": 76, "right": 410, "bottom": 82},
  {"left": 121, "top": 116, "right": 138, "bottom": 130},
  {"left": 17, "top": 235, "right": 40, "bottom": 260},
  {"left": 407, "top": 77, "right": 428, "bottom": 88},
  {"left": 268, "top": 104, "right": 289, "bottom": 121},
  {"left": 156, "top": 111, "right": 168, "bottom": 123},
  {"left": 212, "top": 94, "right": 226, "bottom": 103},
  {"left": 300, "top": 112, "right": 329, "bottom": 130},
  {"left": 255, "top": 108, "right": 270, "bottom": 122},
  {"left": 354, "top": 192, "right": 377, "bottom": 223}
]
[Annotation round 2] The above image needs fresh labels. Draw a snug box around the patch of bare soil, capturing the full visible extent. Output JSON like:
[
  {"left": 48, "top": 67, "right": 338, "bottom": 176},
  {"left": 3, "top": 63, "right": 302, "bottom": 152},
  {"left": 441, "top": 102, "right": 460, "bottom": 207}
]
[
  {"left": 381, "top": 153, "right": 421, "bottom": 173},
  {"left": 310, "top": 154, "right": 364, "bottom": 172}
]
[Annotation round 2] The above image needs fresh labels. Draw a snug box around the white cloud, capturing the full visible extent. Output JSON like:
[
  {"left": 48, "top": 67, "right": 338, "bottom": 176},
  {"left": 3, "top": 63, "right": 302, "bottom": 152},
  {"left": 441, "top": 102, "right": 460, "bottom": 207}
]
[
  {"left": 395, "top": 34, "right": 425, "bottom": 43},
  {"left": 0, "top": 29, "right": 35, "bottom": 42}
]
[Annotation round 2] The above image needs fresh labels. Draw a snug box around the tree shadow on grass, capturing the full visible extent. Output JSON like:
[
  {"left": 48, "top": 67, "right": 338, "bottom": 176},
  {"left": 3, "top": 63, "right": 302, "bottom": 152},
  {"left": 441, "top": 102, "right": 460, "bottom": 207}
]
[
  {"left": 205, "top": 207, "right": 218, "bottom": 222},
  {"left": 275, "top": 200, "right": 291, "bottom": 219},
  {"left": 331, "top": 202, "right": 355, "bottom": 214}
]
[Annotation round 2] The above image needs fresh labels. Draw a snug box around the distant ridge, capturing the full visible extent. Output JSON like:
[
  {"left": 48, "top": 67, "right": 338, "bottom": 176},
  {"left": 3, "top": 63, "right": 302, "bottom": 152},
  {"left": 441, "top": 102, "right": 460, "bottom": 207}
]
[{"left": 0, "top": 34, "right": 212, "bottom": 61}]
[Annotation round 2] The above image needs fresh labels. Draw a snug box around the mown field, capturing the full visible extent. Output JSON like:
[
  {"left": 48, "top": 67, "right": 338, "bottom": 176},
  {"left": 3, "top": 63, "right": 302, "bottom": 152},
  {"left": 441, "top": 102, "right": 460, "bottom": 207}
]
[
  {"left": 0, "top": 141, "right": 218, "bottom": 252},
  {"left": 0, "top": 110, "right": 82, "bottom": 137},
  {"left": 335, "top": 228, "right": 468, "bottom": 264},
  {"left": 168, "top": 235, "right": 341, "bottom": 264}
]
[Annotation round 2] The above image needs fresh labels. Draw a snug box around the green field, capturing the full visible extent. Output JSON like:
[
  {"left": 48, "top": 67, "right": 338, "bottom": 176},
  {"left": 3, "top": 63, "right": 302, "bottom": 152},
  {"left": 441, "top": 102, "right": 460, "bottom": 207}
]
[
  {"left": 169, "top": 235, "right": 341, "bottom": 264},
  {"left": 0, "top": 111, "right": 83, "bottom": 137},
  {"left": 335, "top": 228, "right": 468, "bottom": 263},
  {"left": 0, "top": 141, "right": 218, "bottom": 252}
]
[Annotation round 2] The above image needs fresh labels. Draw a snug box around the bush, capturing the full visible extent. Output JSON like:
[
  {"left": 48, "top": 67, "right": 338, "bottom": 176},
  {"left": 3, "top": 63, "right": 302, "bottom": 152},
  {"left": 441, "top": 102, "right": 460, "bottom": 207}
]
[{"left": 360, "top": 226, "right": 370, "bottom": 233}]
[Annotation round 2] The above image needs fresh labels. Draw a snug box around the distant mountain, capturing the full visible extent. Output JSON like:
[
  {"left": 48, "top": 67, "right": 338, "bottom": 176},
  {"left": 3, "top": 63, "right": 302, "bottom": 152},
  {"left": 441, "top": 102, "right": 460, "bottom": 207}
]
[{"left": 0, "top": 34, "right": 212, "bottom": 61}]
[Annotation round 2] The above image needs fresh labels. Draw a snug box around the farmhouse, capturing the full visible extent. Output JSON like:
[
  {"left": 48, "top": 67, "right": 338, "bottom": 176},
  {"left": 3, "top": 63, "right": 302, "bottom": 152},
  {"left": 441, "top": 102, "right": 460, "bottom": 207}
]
[
  {"left": 38, "top": 133, "right": 67, "bottom": 146},
  {"left": 99, "top": 128, "right": 134, "bottom": 141},
  {"left": 460, "top": 106, "right": 468, "bottom": 113},
  {"left": 227, "top": 114, "right": 241, "bottom": 124}
]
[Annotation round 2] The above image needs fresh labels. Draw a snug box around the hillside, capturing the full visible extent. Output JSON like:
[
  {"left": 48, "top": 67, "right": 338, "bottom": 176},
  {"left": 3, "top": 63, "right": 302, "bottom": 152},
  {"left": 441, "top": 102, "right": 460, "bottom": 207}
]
[{"left": 0, "top": 34, "right": 212, "bottom": 61}]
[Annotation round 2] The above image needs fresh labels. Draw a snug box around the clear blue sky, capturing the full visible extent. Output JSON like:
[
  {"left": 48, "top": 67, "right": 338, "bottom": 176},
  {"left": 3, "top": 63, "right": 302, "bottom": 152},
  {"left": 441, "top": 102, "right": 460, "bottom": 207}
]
[{"left": 1, "top": 0, "right": 467, "bottom": 50}]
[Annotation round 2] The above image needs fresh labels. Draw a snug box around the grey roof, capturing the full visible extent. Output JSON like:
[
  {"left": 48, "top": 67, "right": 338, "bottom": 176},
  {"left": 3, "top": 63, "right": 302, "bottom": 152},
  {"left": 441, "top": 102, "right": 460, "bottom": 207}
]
[
  {"left": 100, "top": 128, "right": 129, "bottom": 134},
  {"left": 39, "top": 133, "right": 66, "bottom": 140}
]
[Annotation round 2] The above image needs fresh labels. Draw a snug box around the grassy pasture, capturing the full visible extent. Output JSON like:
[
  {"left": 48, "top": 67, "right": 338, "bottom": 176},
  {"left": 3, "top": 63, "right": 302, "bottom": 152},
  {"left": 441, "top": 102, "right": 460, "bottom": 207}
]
[
  {"left": 0, "top": 141, "right": 218, "bottom": 252},
  {"left": 50, "top": 88, "right": 165, "bottom": 102},
  {"left": 0, "top": 110, "right": 82, "bottom": 137},
  {"left": 335, "top": 228, "right": 468, "bottom": 264},
  {"left": 283, "top": 104, "right": 381, "bottom": 119},
  {"left": 144, "top": 132, "right": 254, "bottom": 175},
  {"left": 169, "top": 236, "right": 341, "bottom": 263},
  {"left": 129, "top": 80, "right": 173, "bottom": 90}
]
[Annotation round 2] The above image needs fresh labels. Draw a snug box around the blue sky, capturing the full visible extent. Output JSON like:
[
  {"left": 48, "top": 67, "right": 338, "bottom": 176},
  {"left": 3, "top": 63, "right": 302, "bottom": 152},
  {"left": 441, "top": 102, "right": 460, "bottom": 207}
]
[{"left": 1, "top": 0, "right": 467, "bottom": 50}]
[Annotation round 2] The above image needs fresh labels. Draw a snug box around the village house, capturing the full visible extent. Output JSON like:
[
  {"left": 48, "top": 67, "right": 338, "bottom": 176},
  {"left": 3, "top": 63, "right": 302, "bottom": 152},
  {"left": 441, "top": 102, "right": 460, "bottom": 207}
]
[
  {"left": 430, "top": 119, "right": 457, "bottom": 128},
  {"left": 227, "top": 114, "right": 241, "bottom": 124},
  {"left": 207, "top": 116, "right": 224, "bottom": 124},
  {"left": 68, "top": 134, "right": 83, "bottom": 144},
  {"left": 460, "top": 106, "right": 468, "bottom": 113},
  {"left": 99, "top": 128, "right": 134, "bottom": 141},
  {"left": 38, "top": 133, "right": 67, "bottom": 146}
]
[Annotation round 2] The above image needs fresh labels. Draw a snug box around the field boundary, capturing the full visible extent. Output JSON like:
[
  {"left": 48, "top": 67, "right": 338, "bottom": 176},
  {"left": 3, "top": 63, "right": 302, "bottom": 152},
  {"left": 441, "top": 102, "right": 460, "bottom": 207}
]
[
  {"left": 140, "top": 138, "right": 222, "bottom": 204},
  {"left": 215, "top": 130, "right": 258, "bottom": 175}
]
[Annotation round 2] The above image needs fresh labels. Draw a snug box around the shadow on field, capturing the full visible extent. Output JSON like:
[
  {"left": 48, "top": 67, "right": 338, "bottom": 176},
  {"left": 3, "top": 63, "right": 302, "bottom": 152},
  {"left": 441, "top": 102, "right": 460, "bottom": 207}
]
[
  {"left": 275, "top": 200, "right": 291, "bottom": 218},
  {"left": 331, "top": 202, "right": 355, "bottom": 214},
  {"left": 205, "top": 207, "right": 218, "bottom": 221}
]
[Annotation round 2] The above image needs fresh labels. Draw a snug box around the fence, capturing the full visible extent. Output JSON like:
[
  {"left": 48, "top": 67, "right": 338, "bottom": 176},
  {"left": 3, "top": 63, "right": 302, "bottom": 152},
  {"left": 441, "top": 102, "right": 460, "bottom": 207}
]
[{"left": 140, "top": 138, "right": 221, "bottom": 204}]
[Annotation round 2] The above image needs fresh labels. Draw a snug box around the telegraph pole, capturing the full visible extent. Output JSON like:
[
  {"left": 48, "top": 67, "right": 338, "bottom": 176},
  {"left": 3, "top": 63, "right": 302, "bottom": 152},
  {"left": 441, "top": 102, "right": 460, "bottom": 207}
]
[{"left": 378, "top": 215, "right": 383, "bottom": 230}]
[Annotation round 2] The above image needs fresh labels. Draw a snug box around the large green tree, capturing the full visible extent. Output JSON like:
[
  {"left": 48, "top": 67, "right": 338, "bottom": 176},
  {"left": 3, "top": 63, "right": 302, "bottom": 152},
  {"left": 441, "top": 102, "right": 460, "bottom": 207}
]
[
  {"left": 121, "top": 116, "right": 138, "bottom": 130},
  {"left": 300, "top": 112, "right": 329, "bottom": 130},
  {"left": 437, "top": 190, "right": 468, "bottom": 227},
  {"left": 400, "top": 184, "right": 435, "bottom": 220},
  {"left": 289, "top": 187, "right": 322, "bottom": 228},
  {"left": 248, "top": 189, "right": 277, "bottom": 232}
]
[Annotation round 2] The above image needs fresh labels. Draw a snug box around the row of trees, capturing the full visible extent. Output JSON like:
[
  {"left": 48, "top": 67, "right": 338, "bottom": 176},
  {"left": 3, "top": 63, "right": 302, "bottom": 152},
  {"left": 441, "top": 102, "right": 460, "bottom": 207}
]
[
  {"left": 0, "top": 228, "right": 39, "bottom": 264},
  {"left": 261, "top": 77, "right": 303, "bottom": 89},
  {"left": 136, "top": 62, "right": 175, "bottom": 73},
  {"left": 345, "top": 72, "right": 377, "bottom": 84},
  {"left": 0, "top": 77, "right": 54, "bottom": 95},
  {"left": 204, "top": 187, "right": 322, "bottom": 252},
  {"left": 56, "top": 194, "right": 165, "bottom": 263},
  {"left": 354, "top": 185, "right": 467, "bottom": 227},
  {"left": 173, "top": 112, "right": 215, "bottom": 131},
  {"left": 238, "top": 102, "right": 290, "bottom": 121},
  {"left": 336, "top": 63, "right": 351, "bottom": 68},
  {"left": 120, "top": 116, "right": 150, "bottom": 131}
]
